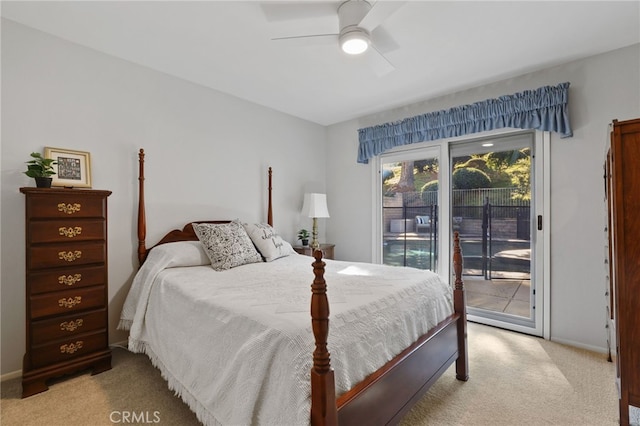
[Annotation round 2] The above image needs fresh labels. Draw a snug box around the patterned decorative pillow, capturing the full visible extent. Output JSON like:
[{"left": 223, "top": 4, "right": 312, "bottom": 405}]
[
  {"left": 193, "top": 221, "right": 262, "bottom": 271},
  {"left": 242, "top": 222, "right": 294, "bottom": 262}
]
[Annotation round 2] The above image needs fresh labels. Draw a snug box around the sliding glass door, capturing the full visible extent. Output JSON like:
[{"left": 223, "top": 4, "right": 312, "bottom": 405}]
[
  {"left": 450, "top": 132, "right": 542, "bottom": 333},
  {"left": 376, "top": 131, "right": 546, "bottom": 336}
]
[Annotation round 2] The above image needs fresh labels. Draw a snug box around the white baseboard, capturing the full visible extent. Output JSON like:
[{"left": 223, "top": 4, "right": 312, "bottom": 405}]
[
  {"left": 1, "top": 369, "right": 22, "bottom": 382},
  {"left": 110, "top": 340, "right": 129, "bottom": 350},
  {"left": 549, "top": 336, "right": 609, "bottom": 355}
]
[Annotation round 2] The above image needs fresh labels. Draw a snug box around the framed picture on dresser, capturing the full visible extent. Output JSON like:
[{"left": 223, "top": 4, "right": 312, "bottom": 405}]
[{"left": 44, "top": 147, "right": 92, "bottom": 188}]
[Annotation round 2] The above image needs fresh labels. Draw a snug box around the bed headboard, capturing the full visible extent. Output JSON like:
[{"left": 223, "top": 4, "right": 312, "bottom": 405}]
[{"left": 136, "top": 148, "right": 273, "bottom": 264}]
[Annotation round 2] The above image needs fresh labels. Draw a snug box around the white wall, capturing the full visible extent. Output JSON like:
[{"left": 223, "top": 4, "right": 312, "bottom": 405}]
[
  {"left": 1, "top": 20, "right": 326, "bottom": 376},
  {"left": 326, "top": 43, "right": 640, "bottom": 352}
]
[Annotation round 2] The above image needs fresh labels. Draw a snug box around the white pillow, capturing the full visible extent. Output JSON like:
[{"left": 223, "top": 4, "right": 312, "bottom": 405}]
[
  {"left": 151, "top": 241, "right": 211, "bottom": 267},
  {"left": 242, "top": 222, "right": 294, "bottom": 262},
  {"left": 193, "top": 221, "right": 262, "bottom": 271}
]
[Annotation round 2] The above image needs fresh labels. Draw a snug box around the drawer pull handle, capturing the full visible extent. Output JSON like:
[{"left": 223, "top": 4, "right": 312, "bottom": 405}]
[
  {"left": 59, "top": 226, "right": 82, "bottom": 238},
  {"left": 58, "top": 274, "right": 82, "bottom": 286},
  {"left": 58, "top": 296, "right": 82, "bottom": 308},
  {"left": 58, "top": 251, "right": 82, "bottom": 262},
  {"left": 57, "top": 203, "right": 81, "bottom": 214},
  {"left": 60, "top": 341, "right": 83, "bottom": 354},
  {"left": 60, "top": 319, "right": 83, "bottom": 332}
]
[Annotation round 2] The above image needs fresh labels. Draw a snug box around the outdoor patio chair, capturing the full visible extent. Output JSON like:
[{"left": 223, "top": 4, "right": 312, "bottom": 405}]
[{"left": 415, "top": 215, "right": 431, "bottom": 233}]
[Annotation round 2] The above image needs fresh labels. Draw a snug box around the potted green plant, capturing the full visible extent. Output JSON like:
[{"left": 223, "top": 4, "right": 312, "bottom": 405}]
[
  {"left": 24, "top": 152, "right": 57, "bottom": 188},
  {"left": 297, "top": 229, "right": 310, "bottom": 246}
]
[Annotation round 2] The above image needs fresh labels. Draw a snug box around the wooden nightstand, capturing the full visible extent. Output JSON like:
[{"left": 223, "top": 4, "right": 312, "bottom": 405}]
[{"left": 293, "top": 243, "right": 335, "bottom": 260}]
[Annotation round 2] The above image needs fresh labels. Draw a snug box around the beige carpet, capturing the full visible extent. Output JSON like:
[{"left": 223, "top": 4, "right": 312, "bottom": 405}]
[
  {"left": 1, "top": 323, "right": 618, "bottom": 425},
  {"left": 400, "top": 323, "right": 618, "bottom": 426}
]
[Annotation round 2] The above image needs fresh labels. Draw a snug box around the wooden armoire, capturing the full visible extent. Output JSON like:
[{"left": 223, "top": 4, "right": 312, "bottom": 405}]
[{"left": 605, "top": 118, "right": 640, "bottom": 425}]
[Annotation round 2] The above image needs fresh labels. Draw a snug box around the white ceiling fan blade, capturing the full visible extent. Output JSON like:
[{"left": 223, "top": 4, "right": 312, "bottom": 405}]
[
  {"left": 272, "top": 34, "right": 338, "bottom": 47},
  {"left": 370, "top": 26, "right": 400, "bottom": 54},
  {"left": 358, "top": 1, "right": 406, "bottom": 33},
  {"left": 366, "top": 45, "right": 395, "bottom": 77}
]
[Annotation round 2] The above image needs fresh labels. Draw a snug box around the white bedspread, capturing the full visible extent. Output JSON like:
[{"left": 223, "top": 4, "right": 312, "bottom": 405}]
[{"left": 119, "top": 242, "right": 453, "bottom": 426}]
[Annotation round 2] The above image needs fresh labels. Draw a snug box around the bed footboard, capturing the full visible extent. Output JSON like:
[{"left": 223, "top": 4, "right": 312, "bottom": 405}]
[{"left": 310, "top": 232, "right": 468, "bottom": 425}]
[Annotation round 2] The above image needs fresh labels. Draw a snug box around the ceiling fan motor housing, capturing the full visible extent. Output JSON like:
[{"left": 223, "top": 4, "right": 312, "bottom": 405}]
[{"left": 338, "top": 0, "right": 371, "bottom": 53}]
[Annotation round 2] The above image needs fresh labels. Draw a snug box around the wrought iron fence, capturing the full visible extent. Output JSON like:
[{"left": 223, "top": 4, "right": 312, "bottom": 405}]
[
  {"left": 382, "top": 204, "right": 438, "bottom": 271},
  {"left": 383, "top": 190, "right": 531, "bottom": 278},
  {"left": 411, "top": 188, "right": 529, "bottom": 206}
]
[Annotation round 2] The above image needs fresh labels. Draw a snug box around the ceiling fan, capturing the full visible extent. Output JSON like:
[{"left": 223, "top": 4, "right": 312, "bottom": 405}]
[{"left": 267, "top": 1, "right": 406, "bottom": 76}]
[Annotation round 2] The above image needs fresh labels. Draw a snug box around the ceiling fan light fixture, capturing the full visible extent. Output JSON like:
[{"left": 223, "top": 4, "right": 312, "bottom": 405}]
[{"left": 340, "top": 30, "right": 370, "bottom": 55}]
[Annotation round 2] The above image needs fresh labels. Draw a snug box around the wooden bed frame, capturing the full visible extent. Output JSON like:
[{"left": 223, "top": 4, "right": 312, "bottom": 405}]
[{"left": 135, "top": 148, "right": 468, "bottom": 425}]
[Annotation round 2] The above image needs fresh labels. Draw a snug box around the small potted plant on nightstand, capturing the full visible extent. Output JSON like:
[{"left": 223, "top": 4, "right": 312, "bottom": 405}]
[
  {"left": 24, "top": 152, "right": 57, "bottom": 188},
  {"left": 297, "top": 229, "right": 310, "bottom": 247}
]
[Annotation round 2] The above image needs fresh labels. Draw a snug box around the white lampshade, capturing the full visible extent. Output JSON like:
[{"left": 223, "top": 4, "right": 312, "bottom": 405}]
[{"left": 302, "top": 193, "right": 330, "bottom": 218}]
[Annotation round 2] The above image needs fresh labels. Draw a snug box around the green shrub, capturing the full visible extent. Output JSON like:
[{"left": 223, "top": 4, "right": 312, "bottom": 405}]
[
  {"left": 457, "top": 157, "right": 489, "bottom": 172},
  {"left": 452, "top": 155, "right": 472, "bottom": 169},
  {"left": 420, "top": 180, "right": 439, "bottom": 205},
  {"left": 452, "top": 167, "right": 491, "bottom": 189},
  {"left": 485, "top": 149, "right": 529, "bottom": 169},
  {"left": 420, "top": 180, "right": 439, "bottom": 192}
]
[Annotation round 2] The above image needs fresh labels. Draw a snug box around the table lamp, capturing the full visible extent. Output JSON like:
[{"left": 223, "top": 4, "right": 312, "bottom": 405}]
[{"left": 301, "top": 193, "right": 330, "bottom": 250}]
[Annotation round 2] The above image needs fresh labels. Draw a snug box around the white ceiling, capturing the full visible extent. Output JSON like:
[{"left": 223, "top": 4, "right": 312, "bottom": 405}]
[{"left": 2, "top": 1, "right": 639, "bottom": 126}]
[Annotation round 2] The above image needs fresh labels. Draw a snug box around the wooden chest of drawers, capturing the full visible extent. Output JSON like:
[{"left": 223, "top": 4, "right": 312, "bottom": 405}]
[{"left": 20, "top": 187, "right": 112, "bottom": 398}]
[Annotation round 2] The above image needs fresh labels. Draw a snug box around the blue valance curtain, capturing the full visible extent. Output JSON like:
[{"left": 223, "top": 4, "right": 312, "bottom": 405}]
[{"left": 357, "top": 82, "right": 572, "bottom": 164}]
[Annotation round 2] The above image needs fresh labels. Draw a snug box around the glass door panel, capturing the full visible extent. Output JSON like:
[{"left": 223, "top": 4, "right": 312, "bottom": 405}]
[
  {"left": 382, "top": 156, "right": 439, "bottom": 272},
  {"left": 450, "top": 133, "right": 537, "bottom": 329}
]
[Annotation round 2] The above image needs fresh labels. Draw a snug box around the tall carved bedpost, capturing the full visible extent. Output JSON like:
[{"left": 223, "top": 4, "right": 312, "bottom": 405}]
[
  {"left": 453, "top": 231, "right": 469, "bottom": 381},
  {"left": 137, "top": 149, "right": 147, "bottom": 265},
  {"left": 310, "top": 250, "right": 338, "bottom": 426},
  {"left": 267, "top": 167, "right": 273, "bottom": 227}
]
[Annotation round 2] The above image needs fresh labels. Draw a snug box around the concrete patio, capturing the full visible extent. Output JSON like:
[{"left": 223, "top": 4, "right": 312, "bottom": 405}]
[{"left": 464, "top": 276, "right": 531, "bottom": 318}]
